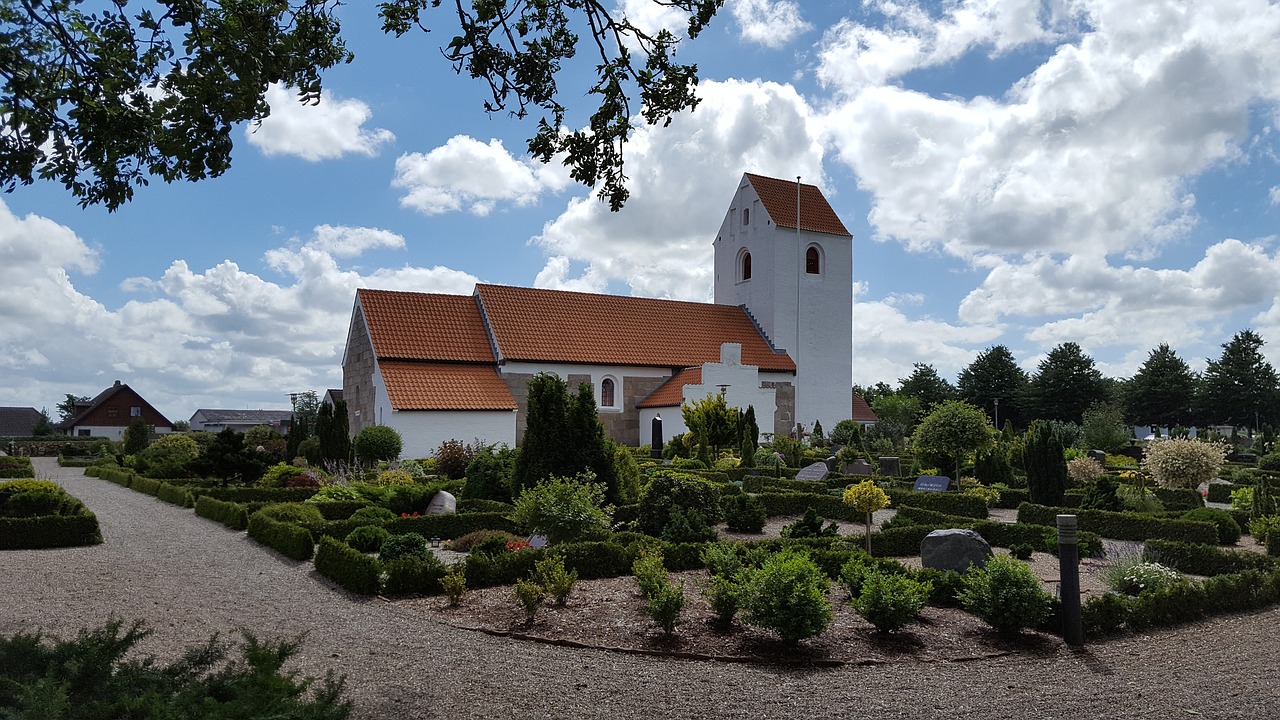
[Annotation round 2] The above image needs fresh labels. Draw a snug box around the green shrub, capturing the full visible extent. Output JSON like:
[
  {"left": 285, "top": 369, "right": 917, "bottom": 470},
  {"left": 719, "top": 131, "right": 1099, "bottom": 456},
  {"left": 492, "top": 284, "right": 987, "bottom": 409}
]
[
  {"left": 1017, "top": 502, "right": 1219, "bottom": 544},
  {"left": 130, "top": 476, "right": 163, "bottom": 496},
  {"left": 1024, "top": 421, "right": 1066, "bottom": 506},
  {"left": 1142, "top": 438, "right": 1229, "bottom": 489},
  {"left": 1249, "top": 515, "right": 1280, "bottom": 548},
  {"left": 345, "top": 525, "right": 391, "bottom": 553},
  {"left": 741, "top": 550, "right": 833, "bottom": 643},
  {"left": 1143, "top": 539, "right": 1278, "bottom": 576},
  {"left": 449, "top": 529, "right": 522, "bottom": 553},
  {"left": 553, "top": 540, "right": 631, "bottom": 580},
  {"left": 702, "top": 573, "right": 741, "bottom": 626},
  {"left": 1105, "top": 557, "right": 1184, "bottom": 596},
  {"left": 155, "top": 482, "right": 194, "bottom": 508},
  {"left": 442, "top": 566, "right": 468, "bottom": 606},
  {"left": 646, "top": 582, "right": 686, "bottom": 635},
  {"left": 256, "top": 502, "right": 326, "bottom": 527},
  {"left": 637, "top": 470, "right": 722, "bottom": 536},
  {"left": 1082, "top": 592, "right": 1130, "bottom": 636},
  {"left": 2, "top": 489, "right": 71, "bottom": 518},
  {"left": 886, "top": 489, "right": 989, "bottom": 518},
  {"left": 435, "top": 439, "right": 479, "bottom": 480},
  {"left": 958, "top": 555, "right": 1052, "bottom": 634},
  {"left": 632, "top": 546, "right": 669, "bottom": 599},
  {"left": 306, "top": 484, "right": 368, "bottom": 504},
  {"left": 381, "top": 552, "right": 447, "bottom": 595},
  {"left": 660, "top": 507, "right": 717, "bottom": 544},
  {"left": 853, "top": 569, "right": 932, "bottom": 633},
  {"left": 314, "top": 536, "right": 381, "bottom": 595},
  {"left": 722, "top": 493, "right": 767, "bottom": 533},
  {"left": 0, "top": 620, "right": 350, "bottom": 718},
  {"left": 0, "top": 511, "right": 102, "bottom": 549},
  {"left": 456, "top": 498, "right": 514, "bottom": 514},
  {"left": 1181, "top": 508, "right": 1241, "bottom": 545},
  {"left": 349, "top": 506, "right": 396, "bottom": 525},
  {"left": 194, "top": 496, "right": 248, "bottom": 530},
  {"left": 354, "top": 425, "right": 403, "bottom": 465},
  {"left": 513, "top": 578, "right": 546, "bottom": 622},
  {"left": 532, "top": 554, "right": 578, "bottom": 606},
  {"left": 464, "top": 546, "right": 546, "bottom": 589},
  {"left": 780, "top": 507, "right": 839, "bottom": 538},
  {"left": 379, "top": 532, "right": 430, "bottom": 563},
  {"left": 1010, "top": 543, "right": 1034, "bottom": 560},
  {"left": 512, "top": 472, "right": 612, "bottom": 544},
  {"left": 246, "top": 513, "right": 314, "bottom": 561},
  {"left": 259, "top": 463, "right": 309, "bottom": 488}
]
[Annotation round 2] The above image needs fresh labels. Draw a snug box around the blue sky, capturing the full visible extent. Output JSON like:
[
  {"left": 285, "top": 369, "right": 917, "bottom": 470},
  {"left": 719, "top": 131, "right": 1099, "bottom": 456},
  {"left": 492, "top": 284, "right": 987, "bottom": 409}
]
[{"left": 3, "top": 0, "right": 1280, "bottom": 424}]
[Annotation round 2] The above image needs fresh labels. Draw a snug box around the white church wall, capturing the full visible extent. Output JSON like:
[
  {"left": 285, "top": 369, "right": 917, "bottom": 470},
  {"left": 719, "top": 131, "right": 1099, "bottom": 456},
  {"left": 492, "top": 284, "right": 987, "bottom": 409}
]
[{"left": 371, "top": 364, "right": 517, "bottom": 459}]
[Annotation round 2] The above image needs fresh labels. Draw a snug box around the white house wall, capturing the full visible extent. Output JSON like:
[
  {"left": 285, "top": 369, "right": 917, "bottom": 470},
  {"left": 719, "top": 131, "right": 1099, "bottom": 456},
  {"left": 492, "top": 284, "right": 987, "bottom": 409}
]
[{"left": 370, "top": 363, "right": 516, "bottom": 459}]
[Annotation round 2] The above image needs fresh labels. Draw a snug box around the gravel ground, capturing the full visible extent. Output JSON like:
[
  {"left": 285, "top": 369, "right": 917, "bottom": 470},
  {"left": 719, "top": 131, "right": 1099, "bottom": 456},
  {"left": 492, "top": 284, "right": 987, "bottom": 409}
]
[{"left": 3, "top": 459, "right": 1279, "bottom": 719}]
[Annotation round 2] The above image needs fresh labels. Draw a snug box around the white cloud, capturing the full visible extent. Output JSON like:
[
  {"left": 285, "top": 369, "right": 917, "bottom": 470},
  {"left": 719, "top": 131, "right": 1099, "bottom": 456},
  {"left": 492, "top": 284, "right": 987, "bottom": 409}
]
[
  {"left": 852, "top": 296, "right": 1002, "bottom": 387},
  {"left": 617, "top": 0, "right": 690, "bottom": 38},
  {"left": 531, "top": 78, "right": 826, "bottom": 300},
  {"left": 1270, "top": 186, "right": 1280, "bottom": 205},
  {"left": 730, "top": 0, "right": 812, "bottom": 48},
  {"left": 818, "top": 0, "right": 1280, "bottom": 262},
  {"left": 0, "top": 203, "right": 480, "bottom": 419},
  {"left": 246, "top": 84, "right": 394, "bottom": 161},
  {"left": 392, "top": 136, "right": 571, "bottom": 216}
]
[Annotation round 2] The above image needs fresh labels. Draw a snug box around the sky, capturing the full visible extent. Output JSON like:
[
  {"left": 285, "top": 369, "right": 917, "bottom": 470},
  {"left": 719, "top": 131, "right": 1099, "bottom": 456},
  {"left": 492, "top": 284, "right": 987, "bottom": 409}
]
[{"left": 3, "top": 0, "right": 1280, "bottom": 425}]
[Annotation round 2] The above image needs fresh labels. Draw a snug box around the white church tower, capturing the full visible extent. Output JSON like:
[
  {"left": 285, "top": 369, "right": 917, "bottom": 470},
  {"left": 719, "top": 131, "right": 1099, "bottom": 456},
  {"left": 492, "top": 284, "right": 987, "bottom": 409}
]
[{"left": 713, "top": 173, "right": 853, "bottom": 435}]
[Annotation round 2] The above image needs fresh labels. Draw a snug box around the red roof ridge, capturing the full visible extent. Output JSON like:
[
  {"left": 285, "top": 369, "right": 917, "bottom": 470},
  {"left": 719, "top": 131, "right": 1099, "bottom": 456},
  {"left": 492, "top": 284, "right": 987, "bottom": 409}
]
[{"left": 743, "top": 173, "right": 852, "bottom": 238}]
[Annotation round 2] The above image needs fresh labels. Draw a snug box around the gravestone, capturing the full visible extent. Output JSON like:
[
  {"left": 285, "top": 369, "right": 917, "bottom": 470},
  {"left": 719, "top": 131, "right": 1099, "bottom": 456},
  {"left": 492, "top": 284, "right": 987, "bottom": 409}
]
[
  {"left": 651, "top": 416, "right": 664, "bottom": 459},
  {"left": 1088, "top": 450, "right": 1107, "bottom": 465},
  {"left": 796, "top": 462, "right": 830, "bottom": 481},
  {"left": 921, "top": 529, "right": 993, "bottom": 573},
  {"left": 913, "top": 475, "right": 951, "bottom": 492},
  {"left": 824, "top": 456, "right": 839, "bottom": 472},
  {"left": 845, "top": 459, "right": 873, "bottom": 476},
  {"left": 424, "top": 491, "right": 456, "bottom": 516},
  {"left": 527, "top": 535, "right": 548, "bottom": 549},
  {"left": 879, "top": 456, "right": 901, "bottom": 477}
]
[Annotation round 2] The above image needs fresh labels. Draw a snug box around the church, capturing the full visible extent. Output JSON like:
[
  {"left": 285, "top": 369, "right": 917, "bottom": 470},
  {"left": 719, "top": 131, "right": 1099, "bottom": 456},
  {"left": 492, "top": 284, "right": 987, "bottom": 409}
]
[{"left": 341, "top": 173, "right": 854, "bottom": 458}]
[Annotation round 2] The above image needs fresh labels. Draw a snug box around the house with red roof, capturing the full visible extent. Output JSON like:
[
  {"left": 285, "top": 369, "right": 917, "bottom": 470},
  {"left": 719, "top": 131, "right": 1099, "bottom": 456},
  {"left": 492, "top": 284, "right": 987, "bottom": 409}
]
[
  {"left": 341, "top": 173, "right": 855, "bottom": 457},
  {"left": 59, "top": 380, "right": 175, "bottom": 440}
]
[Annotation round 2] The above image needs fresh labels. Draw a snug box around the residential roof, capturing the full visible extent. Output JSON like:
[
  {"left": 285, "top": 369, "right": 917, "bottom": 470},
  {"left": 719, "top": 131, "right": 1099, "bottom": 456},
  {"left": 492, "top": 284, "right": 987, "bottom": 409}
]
[
  {"left": 637, "top": 368, "right": 702, "bottom": 409},
  {"left": 744, "top": 173, "right": 852, "bottom": 237},
  {"left": 851, "top": 393, "right": 878, "bottom": 423},
  {"left": 356, "top": 289, "right": 496, "bottom": 363},
  {"left": 63, "top": 381, "right": 174, "bottom": 429},
  {"left": 324, "top": 389, "right": 343, "bottom": 403},
  {"left": 0, "top": 407, "right": 43, "bottom": 436},
  {"left": 378, "top": 361, "right": 517, "bottom": 411},
  {"left": 191, "top": 409, "right": 294, "bottom": 426},
  {"left": 474, "top": 284, "right": 796, "bottom": 372}
]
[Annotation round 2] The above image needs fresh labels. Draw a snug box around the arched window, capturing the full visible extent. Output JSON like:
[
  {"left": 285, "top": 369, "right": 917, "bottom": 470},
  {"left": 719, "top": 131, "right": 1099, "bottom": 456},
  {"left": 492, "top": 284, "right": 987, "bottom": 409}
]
[
  {"left": 601, "top": 378, "right": 616, "bottom": 408},
  {"left": 740, "top": 251, "right": 752, "bottom": 281},
  {"left": 805, "top": 246, "right": 821, "bottom": 275}
]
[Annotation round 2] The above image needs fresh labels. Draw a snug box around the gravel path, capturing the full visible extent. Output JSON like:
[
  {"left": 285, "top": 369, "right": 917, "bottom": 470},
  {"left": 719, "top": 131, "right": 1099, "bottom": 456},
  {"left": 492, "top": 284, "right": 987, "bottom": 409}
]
[{"left": 3, "top": 459, "right": 1278, "bottom": 719}]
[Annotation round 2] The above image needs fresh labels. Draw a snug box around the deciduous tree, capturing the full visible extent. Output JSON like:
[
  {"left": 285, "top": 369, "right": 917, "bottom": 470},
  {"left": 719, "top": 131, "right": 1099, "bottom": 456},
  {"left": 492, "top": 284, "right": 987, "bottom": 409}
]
[
  {"left": 910, "top": 400, "right": 994, "bottom": 481},
  {"left": 1, "top": 0, "right": 720, "bottom": 211}
]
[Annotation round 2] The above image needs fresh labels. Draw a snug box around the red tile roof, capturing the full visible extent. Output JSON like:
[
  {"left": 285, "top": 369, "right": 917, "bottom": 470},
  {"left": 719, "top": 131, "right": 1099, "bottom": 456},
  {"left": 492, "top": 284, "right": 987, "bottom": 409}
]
[
  {"left": 357, "top": 289, "right": 495, "bottom": 363},
  {"left": 379, "top": 361, "right": 517, "bottom": 410},
  {"left": 637, "top": 368, "right": 702, "bottom": 409},
  {"left": 745, "top": 173, "right": 851, "bottom": 237},
  {"left": 851, "top": 393, "right": 878, "bottom": 422},
  {"left": 475, "top": 284, "right": 796, "bottom": 372}
]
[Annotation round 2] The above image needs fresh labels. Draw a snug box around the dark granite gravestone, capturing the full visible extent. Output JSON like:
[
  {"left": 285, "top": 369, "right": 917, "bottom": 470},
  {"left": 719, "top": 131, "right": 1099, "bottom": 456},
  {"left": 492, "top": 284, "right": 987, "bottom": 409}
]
[
  {"left": 879, "top": 456, "right": 901, "bottom": 477},
  {"left": 845, "top": 459, "right": 873, "bottom": 476},
  {"left": 913, "top": 475, "right": 951, "bottom": 492},
  {"left": 824, "top": 456, "right": 839, "bottom": 472},
  {"left": 1089, "top": 450, "right": 1107, "bottom": 465},
  {"left": 796, "top": 462, "right": 830, "bottom": 481},
  {"left": 921, "top": 529, "right": 993, "bottom": 572},
  {"left": 651, "top": 416, "right": 664, "bottom": 459}
]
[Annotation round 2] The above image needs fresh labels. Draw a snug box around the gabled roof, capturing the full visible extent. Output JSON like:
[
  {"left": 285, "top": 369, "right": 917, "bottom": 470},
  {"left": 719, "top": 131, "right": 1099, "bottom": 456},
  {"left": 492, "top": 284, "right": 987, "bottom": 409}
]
[
  {"left": 0, "top": 407, "right": 43, "bottom": 436},
  {"left": 474, "top": 284, "right": 796, "bottom": 372},
  {"left": 744, "top": 173, "right": 851, "bottom": 237},
  {"left": 191, "top": 409, "right": 294, "bottom": 425},
  {"left": 852, "top": 393, "right": 878, "bottom": 423},
  {"left": 637, "top": 368, "right": 702, "bottom": 409},
  {"left": 379, "top": 361, "right": 517, "bottom": 410},
  {"left": 63, "top": 381, "right": 174, "bottom": 429},
  {"left": 357, "top": 289, "right": 495, "bottom": 363}
]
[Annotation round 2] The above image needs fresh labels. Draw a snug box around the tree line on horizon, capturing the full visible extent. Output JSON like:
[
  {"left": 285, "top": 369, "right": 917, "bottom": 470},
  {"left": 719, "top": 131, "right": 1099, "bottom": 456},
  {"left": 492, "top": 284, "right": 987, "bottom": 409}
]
[{"left": 853, "top": 329, "right": 1280, "bottom": 438}]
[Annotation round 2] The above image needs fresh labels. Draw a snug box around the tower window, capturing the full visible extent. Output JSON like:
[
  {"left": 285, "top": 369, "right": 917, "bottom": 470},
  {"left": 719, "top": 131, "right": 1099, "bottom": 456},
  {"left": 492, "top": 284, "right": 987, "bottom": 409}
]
[
  {"left": 601, "top": 378, "right": 616, "bottom": 408},
  {"left": 742, "top": 208, "right": 750, "bottom": 225},
  {"left": 740, "top": 251, "right": 752, "bottom": 281},
  {"left": 806, "top": 246, "right": 821, "bottom": 275}
]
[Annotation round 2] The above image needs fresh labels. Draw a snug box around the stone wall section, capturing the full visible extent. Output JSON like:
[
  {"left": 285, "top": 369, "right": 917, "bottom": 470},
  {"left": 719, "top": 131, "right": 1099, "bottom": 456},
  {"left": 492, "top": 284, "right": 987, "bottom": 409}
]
[
  {"left": 600, "top": 375, "right": 667, "bottom": 446},
  {"left": 341, "top": 304, "right": 377, "bottom": 438},
  {"left": 762, "top": 381, "right": 795, "bottom": 438}
]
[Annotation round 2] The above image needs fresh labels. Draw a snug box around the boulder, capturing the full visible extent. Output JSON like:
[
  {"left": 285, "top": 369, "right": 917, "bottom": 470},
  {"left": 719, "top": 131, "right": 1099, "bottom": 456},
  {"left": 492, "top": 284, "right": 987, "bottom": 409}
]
[
  {"left": 425, "top": 491, "right": 457, "bottom": 516},
  {"left": 920, "top": 528, "right": 993, "bottom": 573}
]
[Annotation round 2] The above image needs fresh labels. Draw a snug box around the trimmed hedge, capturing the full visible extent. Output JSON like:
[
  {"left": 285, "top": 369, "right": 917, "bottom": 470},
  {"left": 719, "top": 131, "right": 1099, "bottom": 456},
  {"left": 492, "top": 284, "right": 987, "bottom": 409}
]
[
  {"left": 1206, "top": 482, "right": 1235, "bottom": 504},
  {"left": 0, "top": 457, "right": 35, "bottom": 479},
  {"left": 246, "top": 513, "right": 314, "bottom": 561},
  {"left": 0, "top": 512, "right": 102, "bottom": 549},
  {"left": 56, "top": 456, "right": 98, "bottom": 468},
  {"left": 194, "top": 486, "right": 319, "bottom": 504},
  {"left": 456, "top": 498, "right": 515, "bottom": 514},
  {"left": 156, "top": 483, "right": 194, "bottom": 508},
  {"left": 96, "top": 467, "right": 136, "bottom": 486},
  {"left": 317, "top": 511, "right": 517, "bottom": 542},
  {"left": 1017, "top": 503, "right": 1220, "bottom": 544},
  {"left": 1081, "top": 568, "right": 1280, "bottom": 636},
  {"left": 990, "top": 488, "right": 1031, "bottom": 509},
  {"left": 309, "top": 501, "right": 369, "bottom": 521},
  {"left": 1143, "top": 539, "right": 1278, "bottom": 577},
  {"left": 381, "top": 553, "right": 448, "bottom": 596},
  {"left": 194, "top": 496, "right": 249, "bottom": 531},
  {"left": 314, "top": 536, "right": 380, "bottom": 595},
  {"left": 130, "top": 476, "right": 163, "bottom": 496},
  {"left": 893, "top": 504, "right": 1105, "bottom": 558},
  {"left": 886, "top": 489, "right": 989, "bottom": 519},
  {"left": 758, "top": 492, "right": 859, "bottom": 521},
  {"left": 1150, "top": 486, "right": 1206, "bottom": 511}
]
